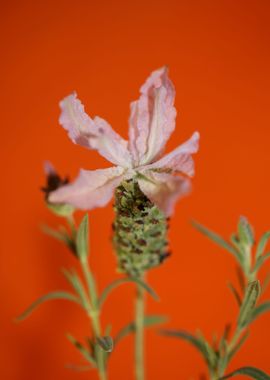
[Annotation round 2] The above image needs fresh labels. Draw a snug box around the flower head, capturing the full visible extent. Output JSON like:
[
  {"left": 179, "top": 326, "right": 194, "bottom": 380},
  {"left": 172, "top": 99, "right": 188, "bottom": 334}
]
[{"left": 49, "top": 67, "right": 199, "bottom": 216}]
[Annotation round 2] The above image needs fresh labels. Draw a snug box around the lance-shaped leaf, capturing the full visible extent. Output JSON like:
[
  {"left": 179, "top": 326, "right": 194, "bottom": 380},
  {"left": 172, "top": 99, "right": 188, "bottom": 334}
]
[
  {"left": 115, "top": 315, "right": 168, "bottom": 345},
  {"left": 220, "top": 366, "right": 270, "bottom": 380},
  {"left": 192, "top": 221, "right": 243, "bottom": 267},
  {"left": 98, "top": 277, "right": 159, "bottom": 307},
  {"left": 228, "top": 282, "right": 242, "bottom": 306},
  {"left": 250, "top": 301, "right": 270, "bottom": 324},
  {"left": 237, "top": 280, "right": 261, "bottom": 328},
  {"left": 76, "top": 214, "right": 89, "bottom": 260},
  {"left": 16, "top": 291, "right": 81, "bottom": 321},
  {"left": 96, "top": 336, "right": 114, "bottom": 352},
  {"left": 160, "top": 330, "right": 217, "bottom": 369},
  {"left": 253, "top": 252, "right": 270, "bottom": 274},
  {"left": 256, "top": 231, "right": 270, "bottom": 259},
  {"left": 62, "top": 268, "right": 90, "bottom": 310},
  {"left": 227, "top": 330, "right": 249, "bottom": 363},
  {"left": 41, "top": 224, "right": 76, "bottom": 253},
  {"left": 67, "top": 334, "right": 96, "bottom": 367}
]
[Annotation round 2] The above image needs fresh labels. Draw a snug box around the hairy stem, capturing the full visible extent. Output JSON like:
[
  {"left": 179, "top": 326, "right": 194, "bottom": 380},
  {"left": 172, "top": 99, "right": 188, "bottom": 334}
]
[
  {"left": 135, "top": 278, "right": 145, "bottom": 380},
  {"left": 81, "top": 257, "right": 107, "bottom": 380}
]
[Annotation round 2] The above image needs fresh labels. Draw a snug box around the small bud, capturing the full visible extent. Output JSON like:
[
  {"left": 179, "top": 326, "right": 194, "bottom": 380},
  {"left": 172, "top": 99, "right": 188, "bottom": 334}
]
[{"left": 41, "top": 161, "right": 74, "bottom": 217}]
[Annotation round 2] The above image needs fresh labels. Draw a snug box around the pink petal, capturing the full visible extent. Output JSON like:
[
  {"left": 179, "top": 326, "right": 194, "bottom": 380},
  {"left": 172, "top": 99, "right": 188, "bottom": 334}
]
[
  {"left": 144, "top": 131, "right": 200, "bottom": 177},
  {"left": 129, "top": 67, "right": 176, "bottom": 166},
  {"left": 138, "top": 171, "right": 191, "bottom": 216},
  {"left": 59, "top": 93, "right": 132, "bottom": 167},
  {"left": 48, "top": 166, "right": 124, "bottom": 210}
]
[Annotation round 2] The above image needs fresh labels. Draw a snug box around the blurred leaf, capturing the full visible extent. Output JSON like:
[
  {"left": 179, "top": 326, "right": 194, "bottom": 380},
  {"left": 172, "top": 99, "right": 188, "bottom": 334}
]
[
  {"left": 96, "top": 336, "right": 114, "bottom": 352},
  {"left": 115, "top": 315, "right": 168, "bottom": 345},
  {"left": 228, "top": 283, "right": 242, "bottom": 306},
  {"left": 220, "top": 366, "right": 270, "bottom": 379},
  {"left": 236, "top": 266, "right": 246, "bottom": 293},
  {"left": 41, "top": 224, "right": 75, "bottom": 252},
  {"left": 160, "top": 329, "right": 217, "bottom": 369},
  {"left": 253, "top": 252, "right": 270, "bottom": 273},
  {"left": 262, "top": 273, "right": 270, "bottom": 293},
  {"left": 76, "top": 214, "right": 89, "bottom": 260},
  {"left": 238, "top": 281, "right": 261, "bottom": 328},
  {"left": 227, "top": 330, "right": 249, "bottom": 363},
  {"left": 105, "top": 324, "right": 112, "bottom": 336},
  {"left": 16, "top": 291, "right": 80, "bottom": 321},
  {"left": 250, "top": 301, "right": 270, "bottom": 324},
  {"left": 192, "top": 221, "right": 243, "bottom": 266},
  {"left": 238, "top": 217, "right": 254, "bottom": 247},
  {"left": 256, "top": 231, "right": 270, "bottom": 259},
  {"left": 62, "top": 268, "right": 90, "bottom": 310},
  {"left": 67, "top": 334, "right": 96, "bottom": 366},
  {"left": 98, "top": 277, "right": 159, "bottom": 307}
]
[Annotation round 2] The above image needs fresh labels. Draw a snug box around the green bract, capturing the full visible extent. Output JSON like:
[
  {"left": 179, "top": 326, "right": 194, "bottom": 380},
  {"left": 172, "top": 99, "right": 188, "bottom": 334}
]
[{"left": 113, "top": 179, "right": 169, "bottom": 277}]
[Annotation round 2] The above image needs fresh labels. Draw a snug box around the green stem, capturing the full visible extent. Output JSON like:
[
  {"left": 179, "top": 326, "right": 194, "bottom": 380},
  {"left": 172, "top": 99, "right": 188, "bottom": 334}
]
[
  {"left": 91, "top": 310, "right": 107, "bottom": 380},
  {"left": 80, "top": 257, "right": 107, "bottom": 380},
  {"left": 135, "top": 278, "right": 145, "bottom": 380}
]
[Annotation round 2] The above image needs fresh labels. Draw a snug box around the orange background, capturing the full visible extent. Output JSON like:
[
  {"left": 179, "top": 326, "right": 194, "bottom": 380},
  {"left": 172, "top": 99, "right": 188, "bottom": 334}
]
[{"left": 2, "top": 1, "right": 270, "bottom": 379}]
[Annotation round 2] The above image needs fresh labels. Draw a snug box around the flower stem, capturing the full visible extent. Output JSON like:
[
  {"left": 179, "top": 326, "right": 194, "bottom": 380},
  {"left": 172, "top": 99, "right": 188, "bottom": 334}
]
[
  {"left": 135, "top": 277, "right": 145, "bottom": 380},
  {"left": 80, "top": 257, "right": 107, "bottom": 380}
]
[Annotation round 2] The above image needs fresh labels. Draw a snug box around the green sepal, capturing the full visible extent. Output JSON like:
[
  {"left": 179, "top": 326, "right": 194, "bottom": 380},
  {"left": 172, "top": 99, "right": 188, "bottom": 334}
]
[
  {"left": 115, "top": 315, "right": 168, "bottom": 345},
  {"left": 238, "top": 280, "right": 261, "bottom": 328},
  {"left": 220, "top": 366, "right": 270, "bottom": 380},
  {"left": 76, "top": 214, "right": 89, "bottom": 260},
  {"left": 46, "top": 202, "right": 74, "bottom": 217},
  {"left": 15, "top": 291, "right": 81, "bottom": 321},
  {"left": 66, "top": 334, "right": 96, "bottom": 367},
  {"left": 98, "top": 277, "right": 159, "bottom": 307},
  {"left": 96, "top": 336, "right": 114, "bottom": 352}
]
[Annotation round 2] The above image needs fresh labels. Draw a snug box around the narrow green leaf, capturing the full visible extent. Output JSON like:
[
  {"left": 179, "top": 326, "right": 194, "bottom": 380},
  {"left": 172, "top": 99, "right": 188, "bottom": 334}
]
[
  {"left": 227, "top": 330, "right": 249, "bottom": 363},
  {"left": 256, "top": 231, "right": 270, "bottom": 259},
  {"left": 76, "top": 214, "right": 89, "bottom": 259},
  {"left": 98, "top": 277, "right": 159, "bottom": 307},
  {"left": 115, "top": 315, "right": 168, "bottom": 345},
  {"left": 236, "top": 266, "right": 246, "bottom": 293},
  {"left": 42, "top": 224, "right": 75, "bottom": 251},
  {"left": 220, "top": 366, "right": 270, "bottom": 380},
  {"left": 67, "top": 334, "right": 96, "bottom": 366},
  {"left": 192, "top": 221, "right": 243, "bottom": 266},
  {"left": 253, "top": 252, "right": 270, "bottom": 273},
  {"left": 238, "top": 280, "right": 261, "bottom": 328},
  {"left": 250, "top": 301, "right": 270, "bottom": 324},
  {"left": 62, "top": 268, "right": 90, "bottom": 310},
  {"left": 16, "top": 291, "right": 81, "bottom": 321},
  {"left": 228, "top": 282, "right": 242, "bottom": 306},
  {"left": 96, "top": 336, "right": 114, "bottom": 352},
  {"left": 262, "top": 273, "right": 270, "bottom": 293},
  {"left": 160, "top": 330, "right": 216, "bottom": 369}
]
